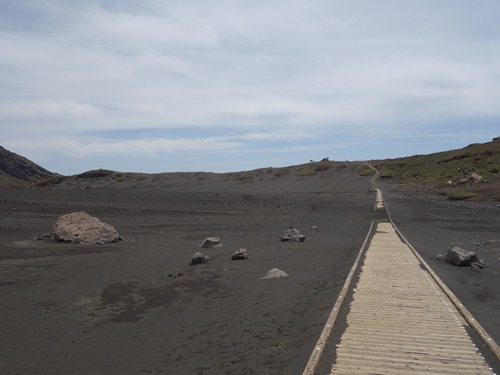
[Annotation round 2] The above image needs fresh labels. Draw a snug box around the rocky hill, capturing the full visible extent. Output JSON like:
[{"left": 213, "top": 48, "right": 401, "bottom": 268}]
[{"left": 0, "top": 146, "right": 55, "bottom": 185}]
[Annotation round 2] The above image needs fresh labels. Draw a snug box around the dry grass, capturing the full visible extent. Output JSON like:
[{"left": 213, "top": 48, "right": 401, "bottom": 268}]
[
  {"left": 447, "top": 191, "right": 478, "bottom": 200},
  {"left": 295, "top": 166, "right": 316, "bottom": 177}
]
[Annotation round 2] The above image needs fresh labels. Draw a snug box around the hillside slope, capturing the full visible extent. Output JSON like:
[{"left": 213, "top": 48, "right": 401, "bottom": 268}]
[
  {"left": 0, "top": 146, "right": 55, "bottom": 185},
  {"left": 373, "top": 138, "right": 500, "bottom": 185}
]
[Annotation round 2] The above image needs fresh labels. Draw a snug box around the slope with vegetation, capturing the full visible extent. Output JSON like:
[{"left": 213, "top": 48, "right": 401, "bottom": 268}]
[{"left": 373, "top": 138, "right": 500, "bottom": 185}]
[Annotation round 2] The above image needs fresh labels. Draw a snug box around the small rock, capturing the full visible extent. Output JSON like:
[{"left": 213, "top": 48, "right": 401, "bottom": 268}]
[
  {"left": 191, "top": 252, "right": 210, "bottom": 265},
  {"left": 200, "top": 237, "right": 223, "bottom": 249},
  {"left": 280, "top": 227, "right": 306, "bottom": 242},
  {"left": 311, "top": 225, "right": 318, "bottom": 230},
  {"left": 261, "top": 268, "right": 289, "bottom": 279},
  {"left": 469, "top": 172, "right": 484, "bottom": 183},
  {"left": 436, "top": 254, "right": 445, "bottom": 261},
  {"left": 231, "top": 248, "right": 248, "bottom": 260},
  {"left": 34, "top": 234, "right": 50, "bottom": 241},
  {"left": 471, "top": 261, "right": 484, "bottom": 270}
]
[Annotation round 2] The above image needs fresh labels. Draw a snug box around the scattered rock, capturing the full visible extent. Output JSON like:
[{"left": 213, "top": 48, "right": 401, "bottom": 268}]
[
  {"left": 471, "top": 261, "right": 484, "bottom": 270},
  {"left": 200, "top": 237, "right": 223, "bottom": 249},
  {"left": 191, "top": 252, "right": 210, "bottom": 265},
  {"left": 231, "top": 248, "right": 248, "bottom": 260},
  {"left": 34, "top": 234, "right": 50, "bottom": 241},
  {"left": 168, "top": 272, "right": 185, "bottom": 278},
  {"left": 445, "top": 246, "right": 479, "bottom": 267},
  {"left": 469, "top": 172, "right": 484, "bottom": 183},
  {"left": 436, "top": 254, "right": 445, "bottom": 262},
  {"left": 457, "top": 172, "right": 485, "bottom": 185},
  {"left": 261, "top": 268, "right": 289, "bottom": 279},
  {"left": 51, "top": 212, "right": 120, "bottom": 245},
  {"left": 311, "top": 225, "right": 318, "bottom": 230},
  {"left": 280, "top": 227, "right": 306, "bottom": 242}
]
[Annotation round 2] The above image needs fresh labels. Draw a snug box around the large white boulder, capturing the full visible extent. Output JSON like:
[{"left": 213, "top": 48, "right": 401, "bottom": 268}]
[{"left": 51, "top": 212, "right": 120, "bottom": 245}]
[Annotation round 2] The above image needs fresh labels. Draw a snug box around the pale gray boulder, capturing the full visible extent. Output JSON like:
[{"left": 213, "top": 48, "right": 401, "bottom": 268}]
[
  {"left": 200, "top": 237, "right": 223, "bottom": 248},
  {"left": 231, "top": 248, "right": 248, "bottom": 260},
  {"left": 261, "top": 268, "right": 289, "bottom": 279},
  {"left": 51, "top": 212, "right": 120, "bottom": 245}
]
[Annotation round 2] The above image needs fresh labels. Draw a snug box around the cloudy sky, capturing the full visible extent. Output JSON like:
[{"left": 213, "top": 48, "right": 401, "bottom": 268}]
[{"left": 1, "top": 1, "right": 499, "bottom": 175}]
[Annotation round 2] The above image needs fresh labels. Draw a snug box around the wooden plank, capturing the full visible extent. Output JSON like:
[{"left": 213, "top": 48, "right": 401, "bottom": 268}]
[{"left": 328, "top": 219, "right": 495, "bottom": 374}]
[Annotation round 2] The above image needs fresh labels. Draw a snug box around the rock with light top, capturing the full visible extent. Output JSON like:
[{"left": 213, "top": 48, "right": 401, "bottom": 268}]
[{"left": 51, "top": 212, "right": 120, "bottom": 245}]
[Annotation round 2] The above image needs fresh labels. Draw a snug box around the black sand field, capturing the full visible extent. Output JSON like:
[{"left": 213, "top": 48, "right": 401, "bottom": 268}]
[{"left": 0, "top": 165, "right": 498, "bottom": 374}]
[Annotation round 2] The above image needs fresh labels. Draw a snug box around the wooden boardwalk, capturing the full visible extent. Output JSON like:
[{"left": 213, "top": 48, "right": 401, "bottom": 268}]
[{"left": 329, "top": 221, "right": 495, "bottom": 374}]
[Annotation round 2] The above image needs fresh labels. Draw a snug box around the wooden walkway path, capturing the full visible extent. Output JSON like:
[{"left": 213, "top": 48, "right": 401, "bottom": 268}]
[
  {"left": 329, "top": 221, "right": 494, "bottom": 374},
  {"left": 303, "top": 187, "right": 497, "bottom": 374}
]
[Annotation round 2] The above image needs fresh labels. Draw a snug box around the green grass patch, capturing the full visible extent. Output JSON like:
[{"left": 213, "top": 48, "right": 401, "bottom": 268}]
[
  {"left": 295, "top": 166, "right": 316, "bottom": 176},
  {"left": 357, "top": 166, "right": 376, "bottom": 176},
  {"left": 447, "top": 191, "right": 478, "bottom": 200}
]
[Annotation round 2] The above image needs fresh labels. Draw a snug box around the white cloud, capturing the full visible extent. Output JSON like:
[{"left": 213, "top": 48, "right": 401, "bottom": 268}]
[
  {"left": 5, "top": 136, "right": 242, "bottom": 159},
  {"left": 1, "top": 0, "right": 500, "bottom": 173},
  {"left": 0, "top": 99, "right": 101, "bottom": 120}
]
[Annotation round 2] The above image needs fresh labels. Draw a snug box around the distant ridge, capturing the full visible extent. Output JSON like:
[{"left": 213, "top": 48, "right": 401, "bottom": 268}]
[
  {"left": 0, "top": 146, "right": 55, "bottom": 185},
  {"left": 2, "top": 138, "right": 500, "bottom": 188}
]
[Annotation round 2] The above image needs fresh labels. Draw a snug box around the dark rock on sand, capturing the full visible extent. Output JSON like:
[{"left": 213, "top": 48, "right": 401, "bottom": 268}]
[
  {"left": 280, "top": 227, "right": 306, "bottom": 242},
  {"left": 191, "top": 252, "right": 210, "bottom": 265},
  {"left": 51, "top": 212, "right": 120, "bottom": 245},
  {"left": 446, "top": 246, "right": 479, "bottom": 267}
]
